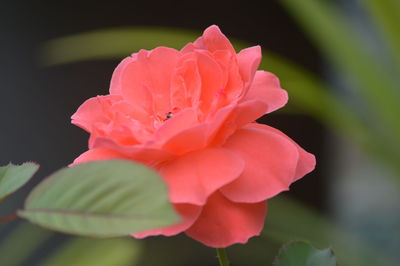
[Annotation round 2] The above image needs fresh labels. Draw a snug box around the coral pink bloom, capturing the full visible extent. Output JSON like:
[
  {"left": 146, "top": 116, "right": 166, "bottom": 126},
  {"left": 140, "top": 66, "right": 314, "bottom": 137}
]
[{"left": 71, "top": 25, "right": 315, "bottom": 248}]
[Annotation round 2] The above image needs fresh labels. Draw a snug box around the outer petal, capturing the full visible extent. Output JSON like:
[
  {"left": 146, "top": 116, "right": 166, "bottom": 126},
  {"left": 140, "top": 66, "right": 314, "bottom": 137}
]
[
  {"left": 237, "top": 46, "right": 262, "bottom": 89},
  {"left": 110, "top": 56, "right": 133, "bottom": 95},
  {"left": 233, "top": 100, "right": 268, "bottom": 128},
  {"left": 248, "top": 123, "right": 316, "bottom": 181},
  {"left": 162, "top": 123, "right": 209, "bottom": 155},
  {"left": 194, "top": 25, "right": 235, "bottom": 54},
  {"left": 71, "top": 148, "right": 129, "bottom": 166},
  {"left": 243, "top": 71, "right": 288, "bottom": 113},
  {"left": 133, "top": 203, "right": 202, "bottom": 238},
  {"left": 220, "top": 125, "right": 299, "bottom": 203},
  {"left": 162, "top": 103, "right": 236, "bottom": 155},
  {"left": 91, "top": 137, "right": 175, "bottom": 166},
  {"left": 185, "top": 192, "right": 266, "bottom": 248},
  {"left": 210, "top": 100, "right": 268, "bottom": 146},
  {"left": 160, "top": 148, "right": 244, "bottom": 205},
  {"left": 71, "top": 95, "right": 122, "bottom": 132}
]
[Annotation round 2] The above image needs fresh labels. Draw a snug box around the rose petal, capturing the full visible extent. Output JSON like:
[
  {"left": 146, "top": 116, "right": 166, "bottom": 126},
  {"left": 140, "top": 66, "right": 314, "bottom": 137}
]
[
  {"left": 113, "top": 47, "right": 181, "bottom": 114},
  {"left": 162, "top": 103, "right": 236, "bottom": 155},
  {"left": 71, "top": 148, "right": 129, "bottom": 166},
  {"left": 208, "top": 50, "right": 244, "bottom": 105},
  {"left": 196, "top": 52, "right": 224, "bottom": 112},
  {"left": 210, "top": 100, "right": 268, "bottom": 146},
  {"left": 160, "top": 148, "right": 244, "bottom": 205},
  {"left": 155, "top": 108, "right": 199, "bottom": 144},
  {"left": 243, "top": 71, "right": 288, "bottom": 113},
  {"left": 110, "top": 56, "right": 133, "bottom": 95},
  {"left": 220, "top": 125, "right": 299, "bottom": 203},
  {"left": 248, "top": 123, "right": 316, "bottom": 181},
  {"left": 91, "top": 137, "right": 175, "bottom": 166},
  {"left": 237, "top": 46, "right": 262, "bottom": 89},
  {"left": 194, "top": 25, "right": 235, "bottom": 54},
  {"left": 185, "top": 192, "right": 266, "bottom": 248},
  {"left": 170, "top": 55, "right": 202, "bottom": 109},
  {"left": 111, "top": 101, "right": 151, "bottom": 126},
  {"left": 71, "top": 95, "right": 122, "bottom": 133},
  {"left": 162, "top": 123, "right": 209, "bottom": 155},
  {"left": 133, "top": 203, "right": 202, "bottom": 238},
  {"left": 233, "top": 100, "right": 268, "bottom": 127}
]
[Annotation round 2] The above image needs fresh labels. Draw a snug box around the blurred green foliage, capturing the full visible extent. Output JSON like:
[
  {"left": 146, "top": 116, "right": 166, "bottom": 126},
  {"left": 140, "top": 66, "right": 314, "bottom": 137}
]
[
  {"left": 0, "top": 223, "right": 141, "bottom": 266},
  {"left": 1, "top": 0, "right": 399, "bottom": 265},
  {"left": 0, "top": 223, "right": 53, "bottom": 266},
  {"left": 280, "top": 0, "right": 400, "bottom": 175},
  {"left": 265, "top": 197, "right": 396, "bottom": 266},
  {"left": 41, "top": 237, "right": 142, "bottom": 266},
  {"left": 272, "top": 240, "right": 336, "bottom": 266},
  {"left": 364, "top": 0, "right": 400, "bottom": 68}
]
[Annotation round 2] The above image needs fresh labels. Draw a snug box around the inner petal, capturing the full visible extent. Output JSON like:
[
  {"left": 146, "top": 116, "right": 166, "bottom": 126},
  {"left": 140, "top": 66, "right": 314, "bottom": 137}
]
[
  {"left": 170, "top": 55, "right": 202, "bottom": 111},
  {"left": 118, "top": 47, "right": 181, "bottom": 117}
]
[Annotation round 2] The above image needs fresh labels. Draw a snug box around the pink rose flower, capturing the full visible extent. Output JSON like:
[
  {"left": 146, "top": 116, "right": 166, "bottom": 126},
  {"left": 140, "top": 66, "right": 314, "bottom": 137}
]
[{"left": 71, "top": 25, "right": 315, "bottom": 248}]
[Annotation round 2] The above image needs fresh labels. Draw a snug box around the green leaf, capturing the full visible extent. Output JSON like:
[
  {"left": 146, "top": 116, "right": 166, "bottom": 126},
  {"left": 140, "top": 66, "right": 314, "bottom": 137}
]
[
  {"left": 42, "top": 237, "right": 142, "bottom": 266},
  {"left": 18, "top": 160, "right": 179, "bottom": 237},
  {"left": 0, "top": 162, "right": 39, "bottom": 199},
  {"left": 273, "top": 241, "right": 337, "bottom": 266}
]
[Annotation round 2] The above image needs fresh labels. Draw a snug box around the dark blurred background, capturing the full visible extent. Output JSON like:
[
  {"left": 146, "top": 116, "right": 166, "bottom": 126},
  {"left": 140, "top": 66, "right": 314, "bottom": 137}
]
[{"left": 0, "top": 0, "right": 398, "bottom": 265}]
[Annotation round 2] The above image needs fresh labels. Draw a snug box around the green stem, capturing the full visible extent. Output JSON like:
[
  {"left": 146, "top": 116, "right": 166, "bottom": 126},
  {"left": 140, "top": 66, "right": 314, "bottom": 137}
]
[{"left": 216, "top": 248, "right": 230, "bottom": 266}]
